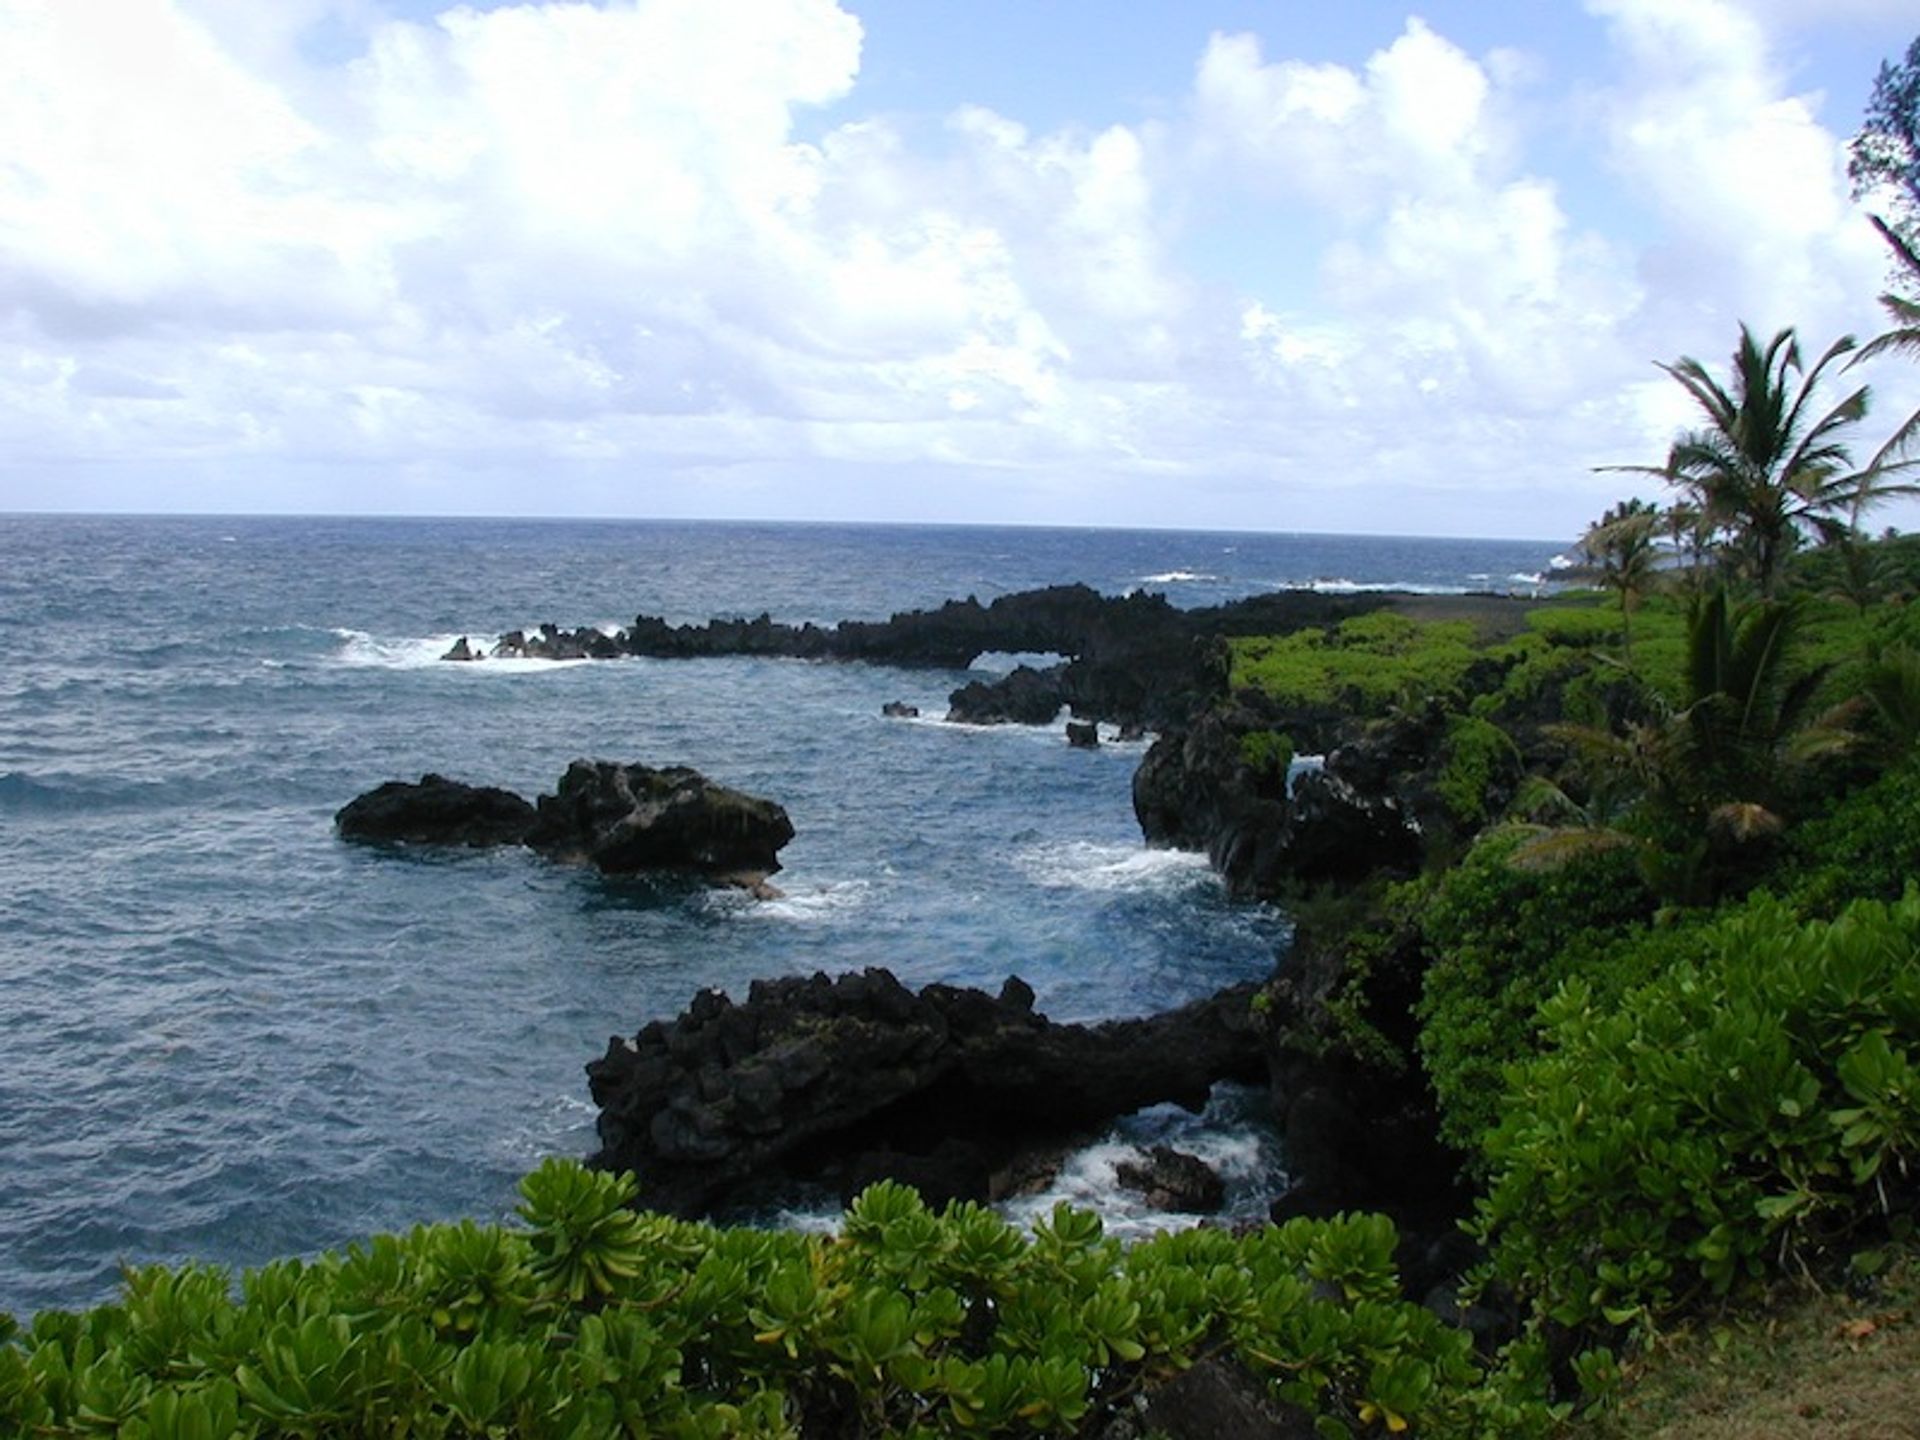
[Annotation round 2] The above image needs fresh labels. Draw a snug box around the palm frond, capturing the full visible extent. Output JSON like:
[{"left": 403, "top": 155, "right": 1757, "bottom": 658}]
[{"left": 1505, "top": 825, "right": 1641, "bottom": 874}]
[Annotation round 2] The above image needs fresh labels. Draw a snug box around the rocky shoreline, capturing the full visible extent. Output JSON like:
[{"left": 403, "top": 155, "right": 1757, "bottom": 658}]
[
  {"left": 586, "top": 968, "right": 1265, "bottom": 1219},
  {"left": 442, "top": 582, "right": 1537, "bottom": 731},
  {"left": 367, "top": 582, "right": 1555, "bottom": 1306}
]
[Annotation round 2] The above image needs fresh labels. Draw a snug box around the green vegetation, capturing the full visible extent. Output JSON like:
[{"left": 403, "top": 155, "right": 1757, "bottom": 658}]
[
  {"left": 1474, "top": 891, "right": 1920, "bottom": 1337},
  {"left": 1412, "top": 833, "right": 1659, "bottom": 1153},
  {"left": 1229, "top": 612, "right": 1481, "bottom": 710},
  {"left": 1236, "top": 728, "right": 1294, "bottom": 784},
  {"left": 1434, "top": 715, "right": 1518, "bottom": 827},
  {"left": 0, "top": 1162, "right": 1563, "bottom": 1439}
]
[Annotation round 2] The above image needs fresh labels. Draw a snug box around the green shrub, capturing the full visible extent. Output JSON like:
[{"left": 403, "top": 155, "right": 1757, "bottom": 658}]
[
  {"left": 1414, "top": 833, "right": 1659, "bottom": 1154},
  {"left": 1237, "top": 729, "right": 1294, "bottom": 785},
  {"left": 0, "top": 1166, "right": 1562, "bottom": 1439},
  {"left": 1786, "top": 759, "right": 1920, "bottom": 916},
  {"left": 1518, "top": 606, "right": 1623, "bottom": 648},
  {"left": 1474, "top": 891, "right": 1920, "bottom": 1337},
  {"left": 1435, "top": 716, "right": 1519, "bottom": 828}
]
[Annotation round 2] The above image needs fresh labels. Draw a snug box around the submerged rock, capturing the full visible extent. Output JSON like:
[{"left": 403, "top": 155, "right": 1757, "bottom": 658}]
[
  {"left": 1114, "top": 1144, "right": 1225, "bottom": 1214},
  {"left": 333, "top": 774, "right": 536, "bottom": 847},
  {"left": 881, "top": 700, "right": 920, "bottom": 718},
  {"left": 586, "top": 968, "right": 1265, "bottom": 1218}
]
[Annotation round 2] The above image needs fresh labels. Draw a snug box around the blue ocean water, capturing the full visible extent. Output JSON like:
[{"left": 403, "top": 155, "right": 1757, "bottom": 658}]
[{"left": 0, "top": 515, "right": 1564, "bottom": 1316}]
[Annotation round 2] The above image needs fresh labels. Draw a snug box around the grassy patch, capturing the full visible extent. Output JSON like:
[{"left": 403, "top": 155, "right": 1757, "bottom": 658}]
[{"left": 1580, "top": 1254, "right": 1920, "bottom": 1440}]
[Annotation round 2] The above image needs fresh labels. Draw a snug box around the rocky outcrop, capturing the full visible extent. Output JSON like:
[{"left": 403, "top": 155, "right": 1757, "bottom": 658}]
[
  {"left": 1249, "top": 909, "right": 1478, "bottom": 1304},
  {"left": 1065, "top": 720, "right": 1101, "bottom": 749},
  {"left": 333, "top": 774, "right": 537, "bottom": 847},
  {"left": 947, "top": 665, "right": 1069, "bottom": 725},
  {"left": 585, "top": 968, "right": 1265, "bottom": 1218},
  {"left": 525, "top": 761, "right": 793, "bottom": 880},
  {"left": 1132, "top": 695, "right": 1421, "bottom": 897},
  {"left": 335, "top": 762, "right": 792, "bottom": 883}
]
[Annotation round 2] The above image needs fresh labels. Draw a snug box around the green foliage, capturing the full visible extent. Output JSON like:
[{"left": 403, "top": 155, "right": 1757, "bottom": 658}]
[
  {"left": 1414, "top": 832, "right": 1660, "bottom": 1153},
  {"left": 1237, "top": 729, "right": 1295, "bottom": 784},
  {"left": 1790, "top": 531, "right": 1920, "bottom": 606},
  {"left": 1786, "top": 757, "right": 1920, "bottom": 915},
  {"left": 1435, "top": 715, "right": 1518, "bottom": 827},
  {"left": 1230, "top": 613, "right": 1481, "bottom": 712},
  {"left": 1474, "top": 891, "right": 1920, "bottom": 1337},
  {"left": 1851, "top": 35, "right": 1920, "bottom": 234},
  {"left": 0, "top": 1163, "right": 1562, "bottom": 1439}
]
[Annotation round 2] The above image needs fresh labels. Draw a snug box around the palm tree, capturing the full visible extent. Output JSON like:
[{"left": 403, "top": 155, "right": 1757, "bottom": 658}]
[
  {"left": 1603, "top": 324, "right": 1912, "bottom": 597},
  {"left": 1853, "top": 219, "right": 1920, "bottom": 467},
  {"left": 1575, "top": 498, "right": 1661, "bottom": 665},
  {"left": 1512, "top": 589, "right": 1856, "bottom": 897}
]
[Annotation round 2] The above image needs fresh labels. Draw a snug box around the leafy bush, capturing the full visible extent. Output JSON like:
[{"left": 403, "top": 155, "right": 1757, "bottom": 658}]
[
  {"left": 1435, "top": 716, "right": 1519, "bottom": 828},
  {"left": 1414, "top": 833, "right": 1659, "bottom": 1153},
  {"left": 1516, "top": 606, "right": 1624, "bottom": 648},
  {"left": 0, "top": 1163, "right": 1562, "bottom": 1438},
  {"left": 1474, "top": 892, "right": 1920, "bottom": 1337},
  {"left": 1786, "top": 759, "right": 1920, "bottom": 916},
  {"left": 1237, "top": 729, "right": 1295, "bottom": 786}
]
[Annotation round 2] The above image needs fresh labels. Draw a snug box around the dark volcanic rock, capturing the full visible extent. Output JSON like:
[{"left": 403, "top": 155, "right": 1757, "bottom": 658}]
[
  {"left": 337, "top": 762, "right": 792, "bottom": 884},
  {"left": 1133, "top": 694, "right": 1422, "bottom": 896},
  {"left": 1114, "top": 1144, "right": 1225, "bottom": 1214},
  {"left": 1134, "top": 1356, "right": 1320, "bottom": 1440},
  {"left": 525, "top": 761, "right": 794, "bottom": 879},
  {"left": 1065, "top": 720, "right": 1101, "bottom": 749},
  {"left": 946, "top": 664, "right": 1069, "bottom": 725},
  {"left": 881, "top": 700, "right": 920, "bottom": 718},
  {"left": 586, "top": 968, "right": 1264, "bottom": 1218},
  {"left": 334, "top": 774, "right": 536, "bottom": 847},
  {"left": 1254, "top": 913, "right": 1476, "bottom": 1302},
  {"left": 442, "top": 583, "right": 1417, "bottom": 730}
]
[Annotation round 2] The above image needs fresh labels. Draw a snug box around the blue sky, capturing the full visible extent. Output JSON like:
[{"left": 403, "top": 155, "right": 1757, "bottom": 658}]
[{"left": 2, "top": 0, "right": 1917, "bottom": 539}]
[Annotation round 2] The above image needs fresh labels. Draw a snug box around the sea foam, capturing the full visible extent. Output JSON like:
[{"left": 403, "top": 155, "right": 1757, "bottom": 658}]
[{"left": 1012, "top": 841, "right": 1215, "bottom": 895}]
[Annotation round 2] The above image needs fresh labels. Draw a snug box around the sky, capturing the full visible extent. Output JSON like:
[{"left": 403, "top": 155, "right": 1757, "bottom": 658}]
[{"left": 3, "top": 0, "right": 1919, "bottom": 540}]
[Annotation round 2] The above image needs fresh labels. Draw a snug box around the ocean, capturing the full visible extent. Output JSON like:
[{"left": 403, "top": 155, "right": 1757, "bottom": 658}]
[{"left": 0, "top": 514, "right": 1563, "bottom": 1316}]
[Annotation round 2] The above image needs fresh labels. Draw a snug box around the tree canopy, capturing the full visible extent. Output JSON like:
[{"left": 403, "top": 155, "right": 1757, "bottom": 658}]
[{"left": 1850, "top": 34, "right": 1920, "bottom": 276}]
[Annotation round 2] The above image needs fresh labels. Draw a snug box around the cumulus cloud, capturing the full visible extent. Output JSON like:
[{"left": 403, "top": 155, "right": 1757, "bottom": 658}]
[{"left": 0, "top": 0, "right": 1913, "bottom": 534}]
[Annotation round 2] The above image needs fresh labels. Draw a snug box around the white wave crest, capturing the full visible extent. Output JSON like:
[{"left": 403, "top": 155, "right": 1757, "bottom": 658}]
[
  {"left": 932, "top": 710, "right": 1068, "bottom": 734},
  {"left": 968, "top": 650, "right": 1067, "bottom": 675},
  {"left": 742, "top": 879, "right": 872, "bottom": 924},
  {"left": 329, "top": 629, "right": 591, "bottom": 672},
  {"left": 1001, "top": 1094, "right": 1285, "bottom": 1240},
  {"left": 1012, "top": 841, "right": 1215, "bottom": 894},
  {"left": 1274, "top": 578, "right": 1469, "bottom": 596},
  {"left": 1140, "top": 570, "right": 1217, "bottom": 584}
]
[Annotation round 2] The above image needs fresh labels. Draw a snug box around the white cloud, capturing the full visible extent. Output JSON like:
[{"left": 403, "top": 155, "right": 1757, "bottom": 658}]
[{"left": 0, "top": 0, "right": 1914, "bottom": 536}]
